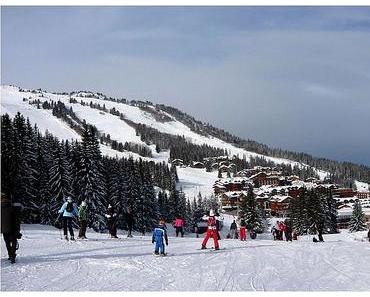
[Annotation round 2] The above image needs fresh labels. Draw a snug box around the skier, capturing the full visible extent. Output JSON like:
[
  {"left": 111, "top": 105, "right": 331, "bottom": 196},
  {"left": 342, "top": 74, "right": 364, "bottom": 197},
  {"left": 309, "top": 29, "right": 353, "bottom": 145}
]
[
  {"left": 271, "top": 226, "right": 277, "bottom": 240},
  {"left": 239, "top": 218, "right": 247, "bottom": 241},
  {"left": 125, "top": 207, "right": 134, "bottom": 238},
  {"left": 275, "top": 221, "right": 281, "bottom": 240},
  {"left": 78, "top": 201, "right": 88, "bottom": 239},
  {"left": 152, "top": 218, "right": 168, "bottom": 256},
  {"left": 250, "top": 229, "right": 257, "bottom": 239},
  {"left": 230, "top": 220, "right": 237, "bottom": 239},
  {"left": 367, "top": 229, "right": 370, "bottom": 242},
  {"left": 175, "top": 215, "right": 185, "bottom": 237},
  {"left": 58, "top": 196, "right": 79, "bottom": 241},
  {"left": 284, "top": 220, "right": 293, "bottom": 242},
  {"left": 1, "top": 193, "right": 22, "bottom": 264},
  {"left": 201, "top": 209, "right": 220, "bottom": 250},
  {"left": 105, "top": 204, "right": 118, "bottom": 238},
  {"left": 316, "top": 221, "right": 324, "bottom": 242}
]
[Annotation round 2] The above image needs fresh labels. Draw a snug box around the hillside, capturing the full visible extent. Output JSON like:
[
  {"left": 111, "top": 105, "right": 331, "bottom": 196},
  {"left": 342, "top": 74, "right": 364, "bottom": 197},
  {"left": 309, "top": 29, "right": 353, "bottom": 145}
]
[{"left": 1, "top": 85, "right": 370, "bottom": 192}]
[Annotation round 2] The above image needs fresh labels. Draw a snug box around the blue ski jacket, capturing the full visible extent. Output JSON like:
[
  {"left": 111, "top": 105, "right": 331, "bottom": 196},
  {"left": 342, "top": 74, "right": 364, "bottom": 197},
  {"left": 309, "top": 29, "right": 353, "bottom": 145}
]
[
  {"left": 152, "top": 224, "right": 168, "bottom": 245},
  {"left": 58, "top": 202, "right": 79, "bottom": 218}
]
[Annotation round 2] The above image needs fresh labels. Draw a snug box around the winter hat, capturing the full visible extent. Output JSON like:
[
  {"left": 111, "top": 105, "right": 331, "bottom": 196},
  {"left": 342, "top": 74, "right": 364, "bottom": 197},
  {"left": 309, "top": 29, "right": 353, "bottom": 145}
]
[
  {"left": 209, "top": 209, "right": 215, "bottom": 216},
  {"left": 81, "top": 201, "right": 87, "bottom": 207},
  {"left": 67, "top": 196, "right": 73, "bottom": 203}
]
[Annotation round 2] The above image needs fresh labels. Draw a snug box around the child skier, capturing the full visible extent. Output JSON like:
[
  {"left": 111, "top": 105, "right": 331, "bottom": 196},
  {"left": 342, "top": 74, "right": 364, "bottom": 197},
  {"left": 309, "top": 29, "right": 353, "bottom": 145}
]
[
  {"left": 58, "top": 196, "right": 79, "bottom": 241},
  {"left": 152, "top": 218, "right": 168, "bottom": 256},
  {"left": 240, "top": 218, "right": 247, "bottom": 241},
  {"left": 201, "top": 209, "right": 220, "bottom": 250}
]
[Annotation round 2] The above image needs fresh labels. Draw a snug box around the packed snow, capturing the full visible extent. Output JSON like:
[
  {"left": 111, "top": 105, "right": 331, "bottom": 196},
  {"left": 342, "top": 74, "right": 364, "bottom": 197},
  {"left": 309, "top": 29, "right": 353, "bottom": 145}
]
[
  {"left": 1, "top": 224, "right": 370, "bottom": 291},
  {"left": 176, "top": 167, "right": 219, "bottom": 199},
  {"left": 355, "top": 180, "right": 370, "bottom": 192}
]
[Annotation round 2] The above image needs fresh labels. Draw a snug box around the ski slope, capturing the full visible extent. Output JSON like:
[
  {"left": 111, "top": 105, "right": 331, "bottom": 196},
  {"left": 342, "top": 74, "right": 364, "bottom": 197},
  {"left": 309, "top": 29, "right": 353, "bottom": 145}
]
[
  {"left": 1, "top": 224, "right": 370, "bottom": 291},
  {"left": 1, "top": 85, "right": 331, "bottom": 178}
]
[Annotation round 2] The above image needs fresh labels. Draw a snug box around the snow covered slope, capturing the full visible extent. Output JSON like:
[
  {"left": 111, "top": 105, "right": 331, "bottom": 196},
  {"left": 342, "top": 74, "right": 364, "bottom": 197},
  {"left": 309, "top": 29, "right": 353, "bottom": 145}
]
[
  {"left": 1, "top": 85, "right": 328, "bottom": 173},
  {"left": 2, "top": 224, "right": 370, "bottom": 291}
]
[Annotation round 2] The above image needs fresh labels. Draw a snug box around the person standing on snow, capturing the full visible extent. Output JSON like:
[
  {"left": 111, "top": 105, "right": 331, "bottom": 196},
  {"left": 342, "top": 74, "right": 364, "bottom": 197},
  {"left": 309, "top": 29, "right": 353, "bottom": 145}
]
[
  {"left": 152, "top": 218, "right": 168, "bottom": 255},
  {"left": 105, "top": 204, "right": 118, "bottom": 238},
  {"left": 239, "top": 218, "right": 247, "bottom": 241},
  {"left": 125, "top": 207, "right": 134, "bottom": 238},
  {"left": 1, "top": 193, "right": 22, "bottom": 264},
  {"left": 230, "top": 220, "right": 237, "bottom": 239},
  {"left": 175, "top": 215, "right": 185, "bottom": 237},
  {"left": 367, "top": 229, "right": 370, "bottom": 242},
  {"left": 201, "top": 209, "right": 221, "bottom": 250},
  {"left": 78, "top": 201, "right": 88, "bottom": 239},
  {"left": 58, "top": 196, "right": 79, "bottom": 241}
]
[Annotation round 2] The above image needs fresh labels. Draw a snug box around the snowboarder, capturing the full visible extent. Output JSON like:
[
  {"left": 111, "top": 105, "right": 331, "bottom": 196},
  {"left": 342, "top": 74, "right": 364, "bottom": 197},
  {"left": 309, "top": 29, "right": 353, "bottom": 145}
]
[
  {"left": 174, "top": 215, "right": 185, "bottom": 237},
  {"left": 240, "top": 219, "right": 247, "bottom": 241},
  {"left": 78, "top": 201, "right": 88, "bottom": 239},
  {"left": 58, "top": 196, "right": 79, "bottom": 241},
  {"left": 1, "top": 193, "right": 22, "bottom": 264},
  {"left": 230, "top": 220, "right": 237, "bottom": 239},
  {"left": 125, "top": 207, "right": 134, "bottom": 238},
  {"left": 105, "top": 204, "right": 118, "bottom": 238},
  {"left": 152, "top": 218, "right": 168, "bottom": 256},
  {"left": 201, "top": 209, "right": 220, "bottom": 250}
]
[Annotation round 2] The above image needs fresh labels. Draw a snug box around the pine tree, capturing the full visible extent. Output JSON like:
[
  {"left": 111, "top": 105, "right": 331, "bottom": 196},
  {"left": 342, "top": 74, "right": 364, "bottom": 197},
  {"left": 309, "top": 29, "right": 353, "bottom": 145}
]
[
  {"left": 349, "top": 200, "right": 367, "bottom": 232},
  {"left": 238, "top": 185, "right": 263, "bottom": 232}
]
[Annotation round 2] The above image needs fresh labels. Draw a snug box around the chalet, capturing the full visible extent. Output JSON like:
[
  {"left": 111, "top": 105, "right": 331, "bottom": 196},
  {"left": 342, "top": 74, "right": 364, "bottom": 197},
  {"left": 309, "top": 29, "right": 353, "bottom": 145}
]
[
  {"left": 220, "top": 191, "right": 247, "bottom": 209},
  {"left": 250, "top": 172, "right": 280, "bottom": 187},
  {"left": 332, "top": 188, "right": 356, "bottom": 198},
  {"left": 357, "top": 192, "right": 370, "bottom": 199},
  {"left": 171, "top": 159, "right": 184, "bottom": 166},
  {"left": 191, "top": 161, "right": 205, "bottom": 169},
  {"left": 269, "top": 195, "right": 293, "bottom": 217},
  {"left": 218, "top": 165, "right": 230, "bottom": 173}
]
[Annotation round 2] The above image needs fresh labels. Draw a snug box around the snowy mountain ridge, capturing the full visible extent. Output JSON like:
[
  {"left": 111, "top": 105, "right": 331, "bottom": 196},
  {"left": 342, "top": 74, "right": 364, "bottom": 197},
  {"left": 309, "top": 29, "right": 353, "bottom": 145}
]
[{"left": 1, "top": 85, "right": 369, "bottom": 196}]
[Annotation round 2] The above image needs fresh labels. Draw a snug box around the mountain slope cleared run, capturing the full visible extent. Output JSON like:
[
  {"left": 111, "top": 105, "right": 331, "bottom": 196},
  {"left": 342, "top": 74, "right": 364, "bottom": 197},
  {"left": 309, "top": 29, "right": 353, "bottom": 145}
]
[{"left": 1, "top": 225, "right": 369, "bottom": 291}]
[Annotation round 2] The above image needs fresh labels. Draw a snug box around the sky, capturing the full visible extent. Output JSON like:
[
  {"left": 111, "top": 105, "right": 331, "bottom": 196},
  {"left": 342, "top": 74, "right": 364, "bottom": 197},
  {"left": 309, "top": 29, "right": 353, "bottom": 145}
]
[{"left": 2, "top": 6, "right": 370, "bottom": 166}]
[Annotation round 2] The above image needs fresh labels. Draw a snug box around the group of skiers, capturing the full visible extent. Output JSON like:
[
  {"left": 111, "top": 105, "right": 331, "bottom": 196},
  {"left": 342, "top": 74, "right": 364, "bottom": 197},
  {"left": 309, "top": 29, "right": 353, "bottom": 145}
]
[
  {"left": 228, "top": 219, "right": 256, "bottom": 241},
  {"left": 271, "top": 220, "right": 295, "bottom": 241},
  {"left": 55, "top": 197, "right": 135, "bottom": 241},
  {"left": 3, "top": 191, "right": 370, "bottom": 263}
]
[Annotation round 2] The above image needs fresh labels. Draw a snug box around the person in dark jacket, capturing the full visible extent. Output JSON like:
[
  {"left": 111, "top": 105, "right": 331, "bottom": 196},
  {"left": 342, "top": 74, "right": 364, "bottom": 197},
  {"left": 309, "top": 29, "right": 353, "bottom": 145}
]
[
  {"left": 230, "top": 220, "right": 237, "bottom": 239},
  {"left": 105, "top": 204, "right": 118, "bottom": 238},
  {"left": 1, "top": 193, "right": 22, "bottom": 264},
  {"left": 125, "top": 207, "right": 134, "bottom": 238},
  {"left": 152, "top": 218, "right": 168, "bottom": 255},
  {"left": 367, "top": 229, "right": 370, "bottom": 242},
  {"left": 284, "top": 220, "right": 293, "bottom": 242},
  {"left": 78, "top": 201, "right": 88, "bottom": 239}
]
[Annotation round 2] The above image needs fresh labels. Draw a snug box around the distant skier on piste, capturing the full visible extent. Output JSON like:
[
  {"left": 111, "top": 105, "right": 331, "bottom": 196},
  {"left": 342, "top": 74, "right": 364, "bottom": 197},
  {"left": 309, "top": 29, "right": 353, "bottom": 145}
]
[
  {"left": 201, "top": 209, "right": 221, "bottom": 250},
  {"left": 58, "top": 196, "right": 79, "bottom": 241},
  {"left": 152, "top": 218, "right": 168, "bottom": 256}
]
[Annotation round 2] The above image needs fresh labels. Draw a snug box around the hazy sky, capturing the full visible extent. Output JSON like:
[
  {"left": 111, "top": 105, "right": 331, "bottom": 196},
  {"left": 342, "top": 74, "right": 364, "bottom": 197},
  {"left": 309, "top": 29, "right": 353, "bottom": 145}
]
[{"left": 2, "top": 6, "right": 370, "bottom": 165}]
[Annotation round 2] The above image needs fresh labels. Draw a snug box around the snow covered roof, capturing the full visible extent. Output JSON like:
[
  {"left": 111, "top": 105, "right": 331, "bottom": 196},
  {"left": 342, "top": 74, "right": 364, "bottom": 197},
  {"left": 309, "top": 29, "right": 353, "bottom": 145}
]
[{"left": 269, "top": 195, "right": 292, "bottom": 203}]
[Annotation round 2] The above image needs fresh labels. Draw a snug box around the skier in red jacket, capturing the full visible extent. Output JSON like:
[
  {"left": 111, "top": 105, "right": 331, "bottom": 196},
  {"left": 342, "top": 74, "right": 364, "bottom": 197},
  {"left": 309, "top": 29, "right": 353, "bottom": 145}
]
[{"left": 201, "top": 209, "right": 220, "bottom": 250}]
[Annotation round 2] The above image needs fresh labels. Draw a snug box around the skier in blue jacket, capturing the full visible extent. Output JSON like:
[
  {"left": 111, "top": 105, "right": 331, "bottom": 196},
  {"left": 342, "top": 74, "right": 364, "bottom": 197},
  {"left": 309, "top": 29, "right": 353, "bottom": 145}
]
[
  {"left": 152, "top": 218, "right": 168, "bottom": 256},
  {"left": 58, "top": 196, "right": 79, "bottom": 241}
]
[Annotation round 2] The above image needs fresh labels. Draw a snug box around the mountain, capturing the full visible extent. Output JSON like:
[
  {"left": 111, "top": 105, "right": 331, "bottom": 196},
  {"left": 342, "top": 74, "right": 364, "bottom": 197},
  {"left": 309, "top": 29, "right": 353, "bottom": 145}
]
[{"left": 1, "top": 84, "right": 369, "bottom": 194}]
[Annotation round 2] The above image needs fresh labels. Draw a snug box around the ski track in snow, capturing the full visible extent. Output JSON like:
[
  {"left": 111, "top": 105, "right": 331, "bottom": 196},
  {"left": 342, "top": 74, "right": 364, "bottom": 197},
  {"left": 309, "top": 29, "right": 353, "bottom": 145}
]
[{"left": 1, "top": 225, "right": 370, "bottom": 291}]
